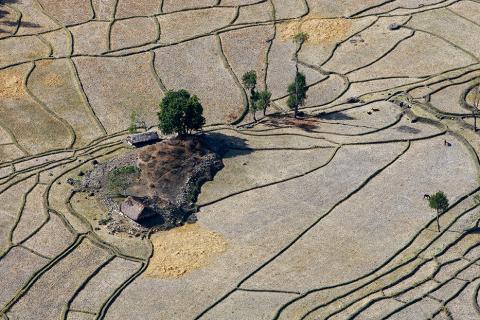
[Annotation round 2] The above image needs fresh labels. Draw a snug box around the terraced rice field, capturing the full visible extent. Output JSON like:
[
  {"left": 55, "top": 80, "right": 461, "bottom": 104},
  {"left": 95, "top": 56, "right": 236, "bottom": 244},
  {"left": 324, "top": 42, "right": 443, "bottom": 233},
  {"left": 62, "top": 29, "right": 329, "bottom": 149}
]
[{"left": 1, "top": 0, "right": 480, "bottom": 319}]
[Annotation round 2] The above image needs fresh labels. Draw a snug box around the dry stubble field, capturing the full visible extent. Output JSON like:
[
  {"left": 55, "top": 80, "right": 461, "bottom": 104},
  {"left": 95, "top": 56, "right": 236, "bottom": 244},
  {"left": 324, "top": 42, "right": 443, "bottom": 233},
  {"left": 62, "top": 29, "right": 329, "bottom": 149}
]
[{"left": 1, "top": 0, "right": 480, "bottom": 319}]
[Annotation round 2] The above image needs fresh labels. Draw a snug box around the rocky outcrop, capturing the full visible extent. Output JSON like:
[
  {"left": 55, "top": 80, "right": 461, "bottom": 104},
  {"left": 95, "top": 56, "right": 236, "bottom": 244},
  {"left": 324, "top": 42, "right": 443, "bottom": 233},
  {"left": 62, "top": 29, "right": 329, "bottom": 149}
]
[{"left": 76, "top": 136, "right": 223, "bottom": 231}]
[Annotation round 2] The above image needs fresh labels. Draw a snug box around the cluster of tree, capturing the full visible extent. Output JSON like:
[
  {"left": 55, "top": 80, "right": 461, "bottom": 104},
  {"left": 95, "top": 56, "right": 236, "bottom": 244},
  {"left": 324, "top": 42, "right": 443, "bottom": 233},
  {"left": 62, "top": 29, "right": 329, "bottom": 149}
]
[
  {"left": 241, "top": 71, "right": 308, "bottom": 122},
  {"left": 241, "top": 70, "right": 271, "bottom": 122},
  {"left": 155, "top": 31, "right": 311, "bottom": 135}
]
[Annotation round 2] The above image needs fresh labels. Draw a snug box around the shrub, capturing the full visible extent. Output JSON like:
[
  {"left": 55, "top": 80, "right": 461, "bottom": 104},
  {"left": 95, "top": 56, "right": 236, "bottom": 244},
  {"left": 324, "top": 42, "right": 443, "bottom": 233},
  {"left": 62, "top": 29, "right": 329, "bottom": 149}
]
[
  {"left": 107, "top": 165, "right": 140, "bottom": 193},
  {"left": 293, "top": 32, "right": 308, "bottom": 44}
]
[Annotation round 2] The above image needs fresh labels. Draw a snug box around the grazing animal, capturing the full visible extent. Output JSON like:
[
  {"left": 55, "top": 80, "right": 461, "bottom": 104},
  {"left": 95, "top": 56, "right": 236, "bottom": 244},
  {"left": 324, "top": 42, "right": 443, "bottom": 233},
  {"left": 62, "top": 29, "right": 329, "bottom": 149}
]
[
  {"left": 424, "top": 194, "right": 431, "bottom": 200},
  {"left": 444, "top": 140, "right": 451, "bottom": 147}
]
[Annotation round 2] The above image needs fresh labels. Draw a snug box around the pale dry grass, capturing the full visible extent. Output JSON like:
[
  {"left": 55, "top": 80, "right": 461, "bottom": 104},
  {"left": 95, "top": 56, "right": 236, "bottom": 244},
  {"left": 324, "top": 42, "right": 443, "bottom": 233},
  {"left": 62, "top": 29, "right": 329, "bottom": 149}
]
[
  {"left": 278, "top": 15, "right": 352, "bottom": 44},
  {"left": 0, "top": 70, "right": 23, "bottom": 99},
  {"left": 145, "top": 223, "right": 228, "bottom": 278},
  {"left": 43, "top": 73, "right": 64, "bottom": 87}
]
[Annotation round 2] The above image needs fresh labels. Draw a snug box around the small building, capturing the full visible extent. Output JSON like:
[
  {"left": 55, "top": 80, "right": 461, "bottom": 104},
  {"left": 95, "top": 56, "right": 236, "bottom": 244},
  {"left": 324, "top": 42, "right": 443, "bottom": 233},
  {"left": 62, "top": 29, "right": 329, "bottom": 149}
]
[
  {"left": 120, "top": 196, "right": 154, "bottom": 221},
  {"left": 126, "top": 132, "right": 160, "bottom": 147}
]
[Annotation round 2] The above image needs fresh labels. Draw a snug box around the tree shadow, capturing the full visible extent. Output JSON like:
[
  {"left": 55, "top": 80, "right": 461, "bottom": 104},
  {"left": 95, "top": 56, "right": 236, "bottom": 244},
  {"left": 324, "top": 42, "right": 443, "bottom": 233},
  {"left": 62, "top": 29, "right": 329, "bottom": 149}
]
[
  {"left": 201, "top": 132, "right": 253, "bottom": 158},
  {"left": 0, "top": 0, "right": 40, "bottom": 35},
  {"left": 317, "top": 111, "right": 356, "bottom": 121}
]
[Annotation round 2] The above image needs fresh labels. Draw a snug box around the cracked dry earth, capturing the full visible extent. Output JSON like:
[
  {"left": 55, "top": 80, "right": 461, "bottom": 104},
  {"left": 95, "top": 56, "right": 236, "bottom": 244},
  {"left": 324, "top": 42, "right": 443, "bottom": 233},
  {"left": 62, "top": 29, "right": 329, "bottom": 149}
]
[{"left": 1, "top": 0, "right": 480, "bottom": 319}]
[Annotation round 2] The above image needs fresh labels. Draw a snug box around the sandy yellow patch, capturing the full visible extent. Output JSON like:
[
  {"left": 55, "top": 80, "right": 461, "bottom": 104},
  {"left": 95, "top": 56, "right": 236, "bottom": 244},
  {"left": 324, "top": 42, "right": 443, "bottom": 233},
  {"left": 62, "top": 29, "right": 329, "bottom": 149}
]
[
  {"left": 0, "top": 70, "right": 23, "bottom": 98},
  {"left": 278, "top": 15, "right": 352, "bottom": 44},
  {"left": 43, "top": 73, "right": 64, "bottom": 87},
  {"left": 145, "top": 223, "right": 228, "bottom": 278}
]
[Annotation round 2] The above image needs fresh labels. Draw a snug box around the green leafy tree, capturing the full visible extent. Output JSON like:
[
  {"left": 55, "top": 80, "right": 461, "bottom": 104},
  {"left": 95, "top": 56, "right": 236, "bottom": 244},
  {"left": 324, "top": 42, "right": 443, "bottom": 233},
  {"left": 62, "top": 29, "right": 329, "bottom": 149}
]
[
  {"left": 428, "top": 191, "right": 449, "bottom": 232},
  {"left": 158, "top": 90, "right": 205, "bottom": 135},
  {"left": 242, "top": 70, "right": 259, "bottom": 121},
  {"left": 287, "top": 72, "right": 308, "bottom": 118},
  {"left": 242, "top": 70, "right": 257, "bottom": 94},
  {"left": 256, "top": 90, "right": 272, "bottom": 116},
  {"left": 250, "top": 92, "right": 260, "bottom": 122}
]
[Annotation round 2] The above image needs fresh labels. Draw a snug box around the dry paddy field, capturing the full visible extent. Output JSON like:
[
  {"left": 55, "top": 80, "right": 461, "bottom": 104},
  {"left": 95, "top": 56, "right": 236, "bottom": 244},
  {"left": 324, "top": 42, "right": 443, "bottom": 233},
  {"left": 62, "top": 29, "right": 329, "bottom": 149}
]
[{"left": 1, "top": 0, "right": 480, "bottom": 319}]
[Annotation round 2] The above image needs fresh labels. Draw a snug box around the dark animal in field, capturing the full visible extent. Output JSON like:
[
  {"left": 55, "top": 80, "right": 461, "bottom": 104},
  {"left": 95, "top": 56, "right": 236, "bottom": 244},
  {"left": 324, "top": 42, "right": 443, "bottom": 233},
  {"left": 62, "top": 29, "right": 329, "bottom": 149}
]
[{"left": 424, "top": 194, "right": 431, "bottom": 200}]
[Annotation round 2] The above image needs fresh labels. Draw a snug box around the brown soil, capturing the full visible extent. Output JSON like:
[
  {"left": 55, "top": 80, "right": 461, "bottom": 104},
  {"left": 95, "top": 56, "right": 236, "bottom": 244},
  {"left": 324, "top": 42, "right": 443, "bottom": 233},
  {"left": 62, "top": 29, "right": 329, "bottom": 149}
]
[
  {"left": 130, "top": 136, "right": 222, "bottom": 203},
  {"left": 78, "top": 135, "right": 223, "bottom": 230},
  {"left": 144, "top": 223, "right": 228, "bottom": 278},
  {"left": 278, "top": 15, "right": 352, "bottom": 44},
  {"left": 0, "top": 70, "right": 23, "bottom": 99},
  {"left": 265, "top": 116, "right": 319, "bottom": 132}
]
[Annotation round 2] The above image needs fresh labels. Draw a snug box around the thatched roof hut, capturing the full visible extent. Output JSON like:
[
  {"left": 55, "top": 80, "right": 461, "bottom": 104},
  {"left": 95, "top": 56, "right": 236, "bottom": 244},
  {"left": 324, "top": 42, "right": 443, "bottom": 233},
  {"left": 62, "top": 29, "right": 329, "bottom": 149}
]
[
  {"left": 120, "top": 196, "right": 154, "bottom": 221},
  {"left": 126, "top": 132, "right": 160, "bottom": 147}
]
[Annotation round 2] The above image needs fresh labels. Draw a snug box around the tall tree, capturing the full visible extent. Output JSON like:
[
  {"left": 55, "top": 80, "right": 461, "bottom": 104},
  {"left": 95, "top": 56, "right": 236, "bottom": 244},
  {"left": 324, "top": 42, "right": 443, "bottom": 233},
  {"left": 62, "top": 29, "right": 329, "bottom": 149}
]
[
  {"left": 287, "top": 72, "right": 308, "bottom": 118},
  {"left": 256, "top": 90, "right": 272, "bottom": 116},
  {"left": 242, "top": 70, "right": 258, "bottom": 121},
  {"left": 428, "top": 191, "right": 449, "bottom": 232},
  {"left": 158, "top": 90, "right": 205, "bottom": 135}
]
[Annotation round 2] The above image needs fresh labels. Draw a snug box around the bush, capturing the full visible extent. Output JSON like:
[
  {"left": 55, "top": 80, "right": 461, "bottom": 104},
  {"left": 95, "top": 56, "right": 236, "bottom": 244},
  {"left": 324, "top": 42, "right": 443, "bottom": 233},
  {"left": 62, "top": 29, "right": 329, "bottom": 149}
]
[
  {"left": 293, "top": 32, "right": 308, "bottom": 44},
  {"left": 158, "top": 90, "right": 205, "bottom": 135}
]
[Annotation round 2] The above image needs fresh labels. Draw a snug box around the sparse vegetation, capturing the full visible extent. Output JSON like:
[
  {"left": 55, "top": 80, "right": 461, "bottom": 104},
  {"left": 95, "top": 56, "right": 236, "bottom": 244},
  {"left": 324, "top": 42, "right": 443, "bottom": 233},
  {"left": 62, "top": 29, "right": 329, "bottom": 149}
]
[
  {"left": 128, "top": 110, "right": 146, "bottom": 134},
  {"left": 129, "top": 110, "right": 138, "bottom": 133},
  {"left": 287, "top": 72, "right": 308, "bottom": 118},
  {"left": 428, "top": 191, "right": 449, "bottom": 232},
  {"left": 158, "top": 90, "right": 205, "bottom": 135},
  {"left": 107, "top": 165, "right": 140, "bottom": 194},
  {"left": 293, "top": 31, "right": 308, "bottom": 44}
]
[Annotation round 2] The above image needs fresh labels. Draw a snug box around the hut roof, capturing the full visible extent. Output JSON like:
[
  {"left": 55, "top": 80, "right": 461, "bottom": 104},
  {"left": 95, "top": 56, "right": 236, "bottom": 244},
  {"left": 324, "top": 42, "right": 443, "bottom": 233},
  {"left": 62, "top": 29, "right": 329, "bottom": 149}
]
[
  {"left": 126, "top": 132, "right": 160, "bottom": 146},
  {"left": 120, "top": 196, "right": 151, "bottom": 221}
]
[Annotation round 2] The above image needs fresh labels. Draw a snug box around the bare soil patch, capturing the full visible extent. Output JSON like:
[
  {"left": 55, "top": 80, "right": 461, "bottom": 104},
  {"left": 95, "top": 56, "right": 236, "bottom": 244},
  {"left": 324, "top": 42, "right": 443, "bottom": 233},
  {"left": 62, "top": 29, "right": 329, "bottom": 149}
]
[
  {"left": 144, "top": 223, "right": 227, "bottom": 278},
  {"left": 278, "top": 15, "right": 353, "bottom": 44}
]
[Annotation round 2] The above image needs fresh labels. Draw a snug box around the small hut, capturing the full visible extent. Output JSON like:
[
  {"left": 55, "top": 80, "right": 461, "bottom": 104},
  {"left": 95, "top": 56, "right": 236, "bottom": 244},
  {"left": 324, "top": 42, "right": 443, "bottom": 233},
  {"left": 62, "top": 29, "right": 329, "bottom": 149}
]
[
  {"left": 126, "top": 132, "right": 160, "bottom": 147},
  {"left": 120, "top": 196, "right": 154, "bottom": 221}
]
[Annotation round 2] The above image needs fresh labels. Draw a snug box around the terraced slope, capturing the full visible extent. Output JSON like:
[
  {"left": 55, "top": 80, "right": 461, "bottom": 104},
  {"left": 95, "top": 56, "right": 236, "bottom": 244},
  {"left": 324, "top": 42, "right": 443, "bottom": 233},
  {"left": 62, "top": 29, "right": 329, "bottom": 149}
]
[{"left": 0, "top": 0, "right": 480, "bottom": 319}]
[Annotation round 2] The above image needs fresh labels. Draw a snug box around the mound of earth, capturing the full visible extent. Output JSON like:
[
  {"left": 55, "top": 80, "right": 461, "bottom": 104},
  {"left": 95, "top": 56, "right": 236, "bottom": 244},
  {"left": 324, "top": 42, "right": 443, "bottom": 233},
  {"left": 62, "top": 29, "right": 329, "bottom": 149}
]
[{"left": 77, "top": 135, "right": 224, "bottom": 231}]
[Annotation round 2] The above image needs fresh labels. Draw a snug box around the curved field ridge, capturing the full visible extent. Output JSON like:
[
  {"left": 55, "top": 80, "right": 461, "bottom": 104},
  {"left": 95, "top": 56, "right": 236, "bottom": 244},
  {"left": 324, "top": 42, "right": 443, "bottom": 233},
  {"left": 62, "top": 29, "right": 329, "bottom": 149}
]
[{"left": 0, "top": 0, "right": 479, "bottom": 319}]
